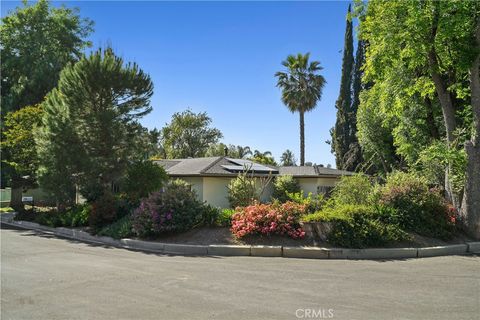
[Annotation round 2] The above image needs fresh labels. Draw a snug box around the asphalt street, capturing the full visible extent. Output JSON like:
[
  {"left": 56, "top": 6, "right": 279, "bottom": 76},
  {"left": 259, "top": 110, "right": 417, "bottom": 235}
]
[{"left": 1, "top": 225, "right": 479, "bottom": 320}]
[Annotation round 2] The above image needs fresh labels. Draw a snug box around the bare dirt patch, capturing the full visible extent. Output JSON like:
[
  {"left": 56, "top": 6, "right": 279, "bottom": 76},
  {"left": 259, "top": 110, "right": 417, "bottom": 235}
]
[{"left": 151, "top": 227, "right": 320, "bottom": 247}]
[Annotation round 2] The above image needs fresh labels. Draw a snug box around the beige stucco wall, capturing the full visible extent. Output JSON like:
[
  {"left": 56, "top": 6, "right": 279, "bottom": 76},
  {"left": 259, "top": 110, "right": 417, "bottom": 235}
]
[
  {"left": 176, "top": 177, "right": 204, "bottom": 202},
  {"left": 202, "top": 177, "right": 274, "bottom": 208},
  {"left": 297, "top": 177, "right": 339, "bottom": 196},
  {"left": 260, "top": 181, "right": 274, "bottom": 203},
  {"left": 297, "top": 178, "right": 319, "bottom": 195},
  {"left": 202, "top": 177, "right": 232, "bottom": 208},
  {"left": 175, "top": 175, "right": 341, "bottom": 208},
  {"left": 317, "top": 177, "right": 339, "bottom": 187}
]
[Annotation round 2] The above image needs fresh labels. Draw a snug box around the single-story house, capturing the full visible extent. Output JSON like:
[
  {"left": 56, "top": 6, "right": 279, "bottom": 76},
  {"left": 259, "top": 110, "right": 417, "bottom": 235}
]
[{"left": 154, "top": 157, "right": 353, "bottom": 208}]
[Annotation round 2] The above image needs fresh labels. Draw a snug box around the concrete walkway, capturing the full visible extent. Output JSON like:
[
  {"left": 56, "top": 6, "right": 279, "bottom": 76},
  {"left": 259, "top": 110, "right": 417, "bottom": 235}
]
[{"left": 1, "top": 225, "right": 479, "bottom": 320}]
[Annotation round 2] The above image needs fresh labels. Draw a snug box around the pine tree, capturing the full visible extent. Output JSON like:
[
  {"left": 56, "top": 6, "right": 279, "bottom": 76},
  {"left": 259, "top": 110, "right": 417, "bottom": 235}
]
[
  {"left": 36, "top": 99, "right": 81, "bottom": 208},
  {"left": 37, "top": 48, "right": 154, "bottom": 206},
  {"left": 331, "top": 4, "right": 354, "bottom": 169}
]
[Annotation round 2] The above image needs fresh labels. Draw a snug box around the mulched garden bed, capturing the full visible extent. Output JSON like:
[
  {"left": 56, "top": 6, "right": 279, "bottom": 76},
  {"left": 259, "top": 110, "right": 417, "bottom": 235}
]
[{"left": 148, "top": 226, "right": 474, "bottom": 248}]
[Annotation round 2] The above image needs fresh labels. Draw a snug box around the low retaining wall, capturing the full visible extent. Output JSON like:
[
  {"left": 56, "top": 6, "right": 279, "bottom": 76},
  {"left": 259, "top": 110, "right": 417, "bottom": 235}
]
[{"left": 2, "top": 216, "right": 479, "bottom": 260}]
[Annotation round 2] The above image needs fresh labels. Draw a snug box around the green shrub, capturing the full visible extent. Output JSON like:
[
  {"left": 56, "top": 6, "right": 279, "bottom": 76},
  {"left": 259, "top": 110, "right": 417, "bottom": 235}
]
[
  {"left": 286, "top": 191, "right": 325, "bottom": 214},
  {"left": 89, "top": 192, "right": 117, "bottom": 230},
  {"left": 303, "top": 204, "right": 409, "bottom": 248},
  {"left": 330, "top": 174, "right": 373, "bottom": 206},
  {"left": 34, "top": 211, "right": 61, "bottom": 227},
  {"left": 216, "top": 208, "right": 235, "bottom": 227},
  {"left": 201, "top": 204, "right": 221, "bottom": 226},
  {"left": 131, "top": 179, "right": 204, "bottom": 238},
  {"left": 272, "top": 175, "right": 300, "bottom": 202},
  {"left": 122, "top": 161, "right": 168, "bottom": 204},
  {"left": 303, "top": 204, "right": 369, "bottom": 222},
  {"left": 227, "top": 174, "right": 259, "bottom": 208},
  {"left": 98, "top": 215, "right": 133, "bottom": 239},
  {"left": 379, "top": 171, "right": 454, "bottom": 239},
  {"left": 14, "top": 209, "right": 37, "bottom": 222},
  {"left": 59, "top": 204, "right": 90, "bottom": 227},
  {"left": 16, "top": 204, "right": 90, "bottom": 228}
]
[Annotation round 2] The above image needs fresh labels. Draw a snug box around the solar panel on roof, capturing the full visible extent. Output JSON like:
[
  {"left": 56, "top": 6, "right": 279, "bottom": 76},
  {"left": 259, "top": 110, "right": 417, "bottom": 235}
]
[
  {"left": 221, "top": 164, "right": 278, "bottom": 173},
  {"left": 222, "top": 165, "right": 248, "bottom": 171},
  {"left": 226, "top": 158, "right": 274, "bottom": 168},
  {"left": 225, "top": 158, "right": 253, "bottom": 166}
]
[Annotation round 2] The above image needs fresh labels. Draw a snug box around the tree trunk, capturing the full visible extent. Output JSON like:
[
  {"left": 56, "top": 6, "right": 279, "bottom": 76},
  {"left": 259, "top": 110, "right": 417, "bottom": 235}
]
[
  {"left": 424, "top": 97, "right": 440, "bottom": 140},
  {"left": 462, "top": 143, "right": 480, "bottom": 239},
  {"left": 461, "top": 18, "right": 480, "bottom": 239},
  {"left": 427, "top": 6, "right": 457, "bottom": 144},
  {"left": 299, "top": 111, "right": 305, "bottom": 166},
  {"left": 10, "top": 177, "right": 24, "bottom": 212},
  {"left": 427, "top": 6, "right": 460, "bottom": 208}
]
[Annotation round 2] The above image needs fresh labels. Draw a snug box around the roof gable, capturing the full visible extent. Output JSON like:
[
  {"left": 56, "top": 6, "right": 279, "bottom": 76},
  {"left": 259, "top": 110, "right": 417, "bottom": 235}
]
[{"left": 154, "top": 157, "right": 222, "bottom": 175}]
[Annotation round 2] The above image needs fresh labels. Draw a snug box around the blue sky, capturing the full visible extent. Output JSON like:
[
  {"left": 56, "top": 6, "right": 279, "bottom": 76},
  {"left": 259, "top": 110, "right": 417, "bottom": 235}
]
[{"left": 2, "top": 1, "right": 354, "bottom": 167}]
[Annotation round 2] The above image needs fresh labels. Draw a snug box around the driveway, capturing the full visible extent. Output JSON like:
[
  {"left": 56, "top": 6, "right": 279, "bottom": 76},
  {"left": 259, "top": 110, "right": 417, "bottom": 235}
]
[{"left": 1, "top": 225, "right": 479, "bottom": 320}]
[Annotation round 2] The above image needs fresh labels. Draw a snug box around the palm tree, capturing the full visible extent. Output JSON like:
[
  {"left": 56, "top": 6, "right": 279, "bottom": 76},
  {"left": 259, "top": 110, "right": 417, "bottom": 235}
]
[
  {"left": 275, "top": 53, "right": 326, "bottom": 166},
  {"left": 237, "top": 145, "right": 252, "bottom": 158},
  {"left": 280, "top": 149, "right": 296, "bottom": 166},
  {"left": 251, "top": 150, "right": 276, "bottom": 165},
  {"left": 253, "top": 150, "right": 272, "bottom": 158}
]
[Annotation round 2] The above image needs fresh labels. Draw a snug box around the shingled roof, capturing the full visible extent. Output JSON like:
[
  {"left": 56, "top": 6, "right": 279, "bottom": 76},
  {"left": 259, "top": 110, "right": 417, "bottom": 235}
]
[
  {"left": 278, "top": 166, "right": 354, "bottom": 177},
  {"left": 154, "top": 157, "right": 353, "bottom": 178}
]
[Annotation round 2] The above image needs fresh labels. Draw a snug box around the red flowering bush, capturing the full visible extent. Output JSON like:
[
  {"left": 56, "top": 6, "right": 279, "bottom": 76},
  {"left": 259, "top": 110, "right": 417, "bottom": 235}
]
[
  {"left": 446, "top": 205, "right": 459, "bottom": 225},
  {"left": 231, "top": 201, "right": 306, "bottom": 239}
]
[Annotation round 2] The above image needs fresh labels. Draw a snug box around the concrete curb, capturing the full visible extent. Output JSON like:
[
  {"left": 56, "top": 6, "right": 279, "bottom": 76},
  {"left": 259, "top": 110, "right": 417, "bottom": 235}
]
[
  {"left": 466, "top": 242, "right": 480, "bottom": 253},
  {"left": 55, "top": 227, "right": 74, "bottom": 237},
  {"left": 120, "top": 239, "right": 164, "bottom": 252},
  {"left": 283, "top": 246, "right": 329, "bottom": 259},
  {"left": 251, "top": 245, "right": 282, "bottom": 257},
  {"left": 1, "top": 218, "right": 478, "bottom": 260},
  {"left": 164, "top": 243, "right": 208, "bottom": 255},
  {"left": 417, "top": 244, "right": 468, "bottom": 258},
  {"left": 328, "top": 248, "right": 418, "bottom": 260},
  {"left": 207, "top": 245, "right": 251, "bottom": 256}
]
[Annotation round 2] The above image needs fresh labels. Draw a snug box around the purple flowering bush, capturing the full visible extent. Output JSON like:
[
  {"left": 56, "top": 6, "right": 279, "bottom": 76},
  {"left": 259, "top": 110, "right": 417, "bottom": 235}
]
[{"left": 132, "top": 179, "right": 204, "bottom": 238}]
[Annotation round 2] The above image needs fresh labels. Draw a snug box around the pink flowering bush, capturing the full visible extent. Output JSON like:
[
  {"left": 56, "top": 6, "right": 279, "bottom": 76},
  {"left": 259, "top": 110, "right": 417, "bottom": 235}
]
[
  {"left": 231, "top": 201, "right": 306, "bottom": 239},
  {"left": 132, "top": 179, "right": 204, "bottom": 238}
]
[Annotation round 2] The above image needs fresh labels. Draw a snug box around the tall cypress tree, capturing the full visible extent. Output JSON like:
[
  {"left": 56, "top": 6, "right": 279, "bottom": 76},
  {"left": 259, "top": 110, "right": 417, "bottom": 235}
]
[
  {"left": 331, "top": 4, "right": 354, "bottom": 169},
  {"left": 342, "top": 39, "right": 365, "bottom": 171}
]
